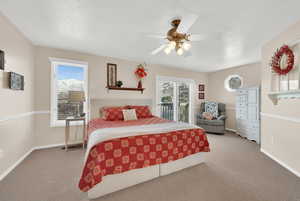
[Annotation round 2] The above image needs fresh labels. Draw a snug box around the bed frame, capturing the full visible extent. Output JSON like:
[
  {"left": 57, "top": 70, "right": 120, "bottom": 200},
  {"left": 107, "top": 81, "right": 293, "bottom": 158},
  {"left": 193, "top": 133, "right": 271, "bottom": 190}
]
[
  {"left": 88, "top": 152, "right": 205, "bottom": 199},
  {"left": 87, "top": 99, "right": 206, "bottom": 199}
]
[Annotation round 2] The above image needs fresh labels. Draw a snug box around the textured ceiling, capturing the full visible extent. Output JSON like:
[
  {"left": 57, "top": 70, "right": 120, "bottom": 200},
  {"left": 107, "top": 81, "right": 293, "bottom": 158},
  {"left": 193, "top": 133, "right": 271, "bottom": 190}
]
[{"left": 1, "top": 0, "right": 300, "bottom": 72}]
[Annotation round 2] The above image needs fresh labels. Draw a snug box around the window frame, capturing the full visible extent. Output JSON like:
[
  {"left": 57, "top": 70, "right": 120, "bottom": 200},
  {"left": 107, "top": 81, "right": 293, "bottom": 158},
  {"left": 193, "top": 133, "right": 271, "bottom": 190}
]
[{"left": 50, "top": 57, "right": 88, "bottom": 127}]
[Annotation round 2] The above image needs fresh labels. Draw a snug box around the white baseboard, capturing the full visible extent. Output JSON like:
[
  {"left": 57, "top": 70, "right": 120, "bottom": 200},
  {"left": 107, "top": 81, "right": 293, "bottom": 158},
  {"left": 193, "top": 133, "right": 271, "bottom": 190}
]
[
  {"left": 0, "top": 148, "right": 34, "bottom": 181},
  {"left": 261, "top": 148, "right": 300, "bottom": 178},
  {"left": 34, "top": 143, "right": 64, "bottom": 150},
  {"left": 226, "top": 128, "right": 237, "bottom": 133}
]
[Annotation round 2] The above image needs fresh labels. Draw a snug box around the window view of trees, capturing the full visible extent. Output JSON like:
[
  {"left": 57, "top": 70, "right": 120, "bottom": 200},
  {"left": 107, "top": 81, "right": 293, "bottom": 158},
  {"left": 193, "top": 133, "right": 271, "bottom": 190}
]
[
  {"left": 159, "top": 81, "right": 190, "bottom": 123},
  {"left": 160, "top": 82, "right": 174, "bottom": 120}
]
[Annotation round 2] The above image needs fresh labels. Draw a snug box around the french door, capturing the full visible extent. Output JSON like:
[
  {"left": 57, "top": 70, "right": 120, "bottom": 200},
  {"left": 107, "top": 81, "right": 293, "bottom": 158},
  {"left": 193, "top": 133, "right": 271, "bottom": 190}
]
[{"left": 156, "top": 76, "right": 194, "bottom": 123}]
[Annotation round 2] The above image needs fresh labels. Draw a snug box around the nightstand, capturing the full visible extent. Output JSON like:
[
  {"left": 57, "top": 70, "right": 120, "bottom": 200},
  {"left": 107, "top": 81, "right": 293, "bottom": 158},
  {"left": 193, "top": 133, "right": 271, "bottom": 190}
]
[{"left": 65, "top": 117, "right": 86, "bottom": 151}]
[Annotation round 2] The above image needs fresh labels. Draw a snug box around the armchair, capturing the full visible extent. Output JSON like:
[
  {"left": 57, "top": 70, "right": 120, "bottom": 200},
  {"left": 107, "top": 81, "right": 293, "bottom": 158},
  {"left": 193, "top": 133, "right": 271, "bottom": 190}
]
[{"left": 196, "top": 102, "right": 226, "bottom": 135}]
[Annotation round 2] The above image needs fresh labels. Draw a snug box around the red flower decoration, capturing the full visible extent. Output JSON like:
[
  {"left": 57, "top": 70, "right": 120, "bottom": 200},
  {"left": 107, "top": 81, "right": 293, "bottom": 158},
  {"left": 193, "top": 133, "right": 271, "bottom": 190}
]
[
  {"left": 271, "top": 45, "right": 294, "bottom": 75},
  {"left": 135, "top": 65, "right": 148, "bottom": 79}
]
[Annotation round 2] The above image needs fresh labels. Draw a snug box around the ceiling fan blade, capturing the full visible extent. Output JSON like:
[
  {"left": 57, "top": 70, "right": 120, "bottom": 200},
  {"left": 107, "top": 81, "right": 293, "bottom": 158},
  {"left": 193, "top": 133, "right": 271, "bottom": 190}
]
[
  {"left": 176, "top": 13, "right": 198, "bottom": 34},
  {"left": 146, "top": 34, "right": 166, "bottom": 39},
  {"left": 151, "top": 44, "right": 167, "bottom": 55},
  {"left": 189, "top": 34, "right": 206, "bottom": 41}
]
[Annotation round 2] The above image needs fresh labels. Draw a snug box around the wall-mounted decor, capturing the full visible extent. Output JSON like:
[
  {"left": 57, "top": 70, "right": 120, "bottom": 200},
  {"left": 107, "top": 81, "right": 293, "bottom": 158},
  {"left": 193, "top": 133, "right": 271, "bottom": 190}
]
[
  {"left": 135, "top": 64, "right": 147, "bottom": 89},
  {"left": 268, "top": 41, "right": 300, "bottom": 105},
  {"left": 199, "top": 93, "right": 205, "bottom": 99},
  {"left": 198, "top": 84, "right": 205, "bottom": 91},
  {"left": 270, "top": 45, "right": 294, "bottom": 75},
  {"left": 107, "top": 63, "right": 117, "bottom": 87},
  {"left": 9, "top": 72, "right": 24, "bottom": 90},
  {"left": 0, "top": 50, "right": 4, "bottom": 70},
  {"left": 224, "top": 74, "right": 243, "bottom": 92}
]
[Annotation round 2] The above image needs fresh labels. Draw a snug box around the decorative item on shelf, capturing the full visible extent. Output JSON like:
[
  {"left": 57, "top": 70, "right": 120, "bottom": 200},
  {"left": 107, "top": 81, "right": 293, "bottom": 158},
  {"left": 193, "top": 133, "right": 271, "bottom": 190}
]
[
  {"left": 116, "top": 80, "right": 123, "bottom": 87},
  {"left": 107, "top": 63, "right": 117, "bottom": 87},
  {"left": 0, "top": 50, "right": 4, "bottom": 70},
  {"left": 9, "top": 72, "right": 24, "bottom": 90},
  {"left": 199, "top": 84, "right": 205, "bottom": 91},
  {"left": 135, "top": 63, "right": 147, "bottom": 89},
  {"left": 199, "top": 93, "right": 205, "bottom": 100},
  {"left": 68, "top": 91, "right": 85, "bottom": 118},
  {"left": 270, "top": 45, "right": 294, "bottom": 75}
]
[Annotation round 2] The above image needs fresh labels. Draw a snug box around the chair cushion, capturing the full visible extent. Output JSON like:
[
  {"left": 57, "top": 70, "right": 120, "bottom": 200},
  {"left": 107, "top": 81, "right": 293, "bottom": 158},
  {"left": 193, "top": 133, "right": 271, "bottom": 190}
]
[
  {"left": 217, "top": 115, "right": 226, "bottom": 120},
  {"left": 205, "top": 102, "right": 219, "bottom": 118},
  {"left": 202, "top": 112, "right": 213, "bottom": 120},
  {"left": 198, "top": 119, "right": 224, "bottom": 126}
]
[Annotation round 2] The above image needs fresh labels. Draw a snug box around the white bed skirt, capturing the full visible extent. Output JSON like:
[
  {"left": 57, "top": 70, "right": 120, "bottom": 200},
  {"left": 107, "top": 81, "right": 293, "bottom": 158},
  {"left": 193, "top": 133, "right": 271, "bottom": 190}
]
[{"left": 88, "top": 152, "right": 205, "bottom": 199}]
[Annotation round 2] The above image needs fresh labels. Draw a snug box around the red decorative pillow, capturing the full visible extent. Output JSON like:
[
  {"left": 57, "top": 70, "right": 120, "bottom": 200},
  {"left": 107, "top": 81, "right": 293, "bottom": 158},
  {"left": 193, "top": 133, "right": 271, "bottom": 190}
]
[
  {"left": 102, "top": 106, "right": 126, "bottom": 121},
  {"left": 128, "top": 105, "right": 152, "bottom": 119}
]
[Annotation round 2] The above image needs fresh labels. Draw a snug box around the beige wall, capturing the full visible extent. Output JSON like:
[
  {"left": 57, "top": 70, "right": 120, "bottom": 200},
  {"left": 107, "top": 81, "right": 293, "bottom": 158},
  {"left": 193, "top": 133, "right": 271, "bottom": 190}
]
[
  {"left": 34, "top": 46, "right": 208, "bottom": 147},
  {"left": 207, "top": 63, "right": 261, "bottom": 130},
  {"left": 0, "top": 13, "right": 35, "bottom": 177},
  {"left": 261, "top": 21, "right": 300, "bottom": 175}
]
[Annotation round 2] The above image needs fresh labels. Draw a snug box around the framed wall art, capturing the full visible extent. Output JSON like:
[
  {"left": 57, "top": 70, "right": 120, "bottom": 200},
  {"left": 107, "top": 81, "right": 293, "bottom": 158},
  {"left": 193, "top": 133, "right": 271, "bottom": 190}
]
[
  {"left": 107, "top": 63, "right": 117, "bottom": 87},
  {"left": 0, "top": 50, "right": 4, "bottom": 70},
  {"left": 9, "top": 72, "right": 24, "bottom": 90},
  {"left": 199, "top": 92, "right": 205, "bottom": 100},
  {"left": 198, "top": 84, "right": 205, "bottom": 91}
]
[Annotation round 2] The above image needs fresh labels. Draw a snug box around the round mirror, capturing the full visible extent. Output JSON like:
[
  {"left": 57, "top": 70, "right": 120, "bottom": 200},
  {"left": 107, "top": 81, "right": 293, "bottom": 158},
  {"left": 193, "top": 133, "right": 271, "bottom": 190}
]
[{"left": 224, "top": 75, "right": 243, "bottom": 92}]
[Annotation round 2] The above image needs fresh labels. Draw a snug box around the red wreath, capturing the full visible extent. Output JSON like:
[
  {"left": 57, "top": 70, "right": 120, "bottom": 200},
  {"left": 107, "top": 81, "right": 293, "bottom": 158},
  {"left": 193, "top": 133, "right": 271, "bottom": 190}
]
[{"left": 271, "top": 45, "right": 294, "bottom": 75}]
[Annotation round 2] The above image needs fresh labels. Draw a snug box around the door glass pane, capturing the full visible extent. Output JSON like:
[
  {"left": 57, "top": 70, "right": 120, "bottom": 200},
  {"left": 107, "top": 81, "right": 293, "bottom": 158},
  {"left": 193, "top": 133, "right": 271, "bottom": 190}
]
[
  {"left": 178, "top": 82, "right": 190, "bottom": 123},
  {"left": 56, "top": 65, "right": 85, "bottom": 120},
  {"left": 159, "top": 81, "right": 175, "bottom": 120}
]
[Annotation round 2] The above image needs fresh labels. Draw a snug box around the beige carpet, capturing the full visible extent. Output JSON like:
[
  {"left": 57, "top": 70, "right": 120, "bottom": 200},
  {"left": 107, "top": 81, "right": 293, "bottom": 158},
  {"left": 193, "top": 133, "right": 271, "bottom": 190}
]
[{"left": 0, "top": 132, "right": 299, "bottom": 201}]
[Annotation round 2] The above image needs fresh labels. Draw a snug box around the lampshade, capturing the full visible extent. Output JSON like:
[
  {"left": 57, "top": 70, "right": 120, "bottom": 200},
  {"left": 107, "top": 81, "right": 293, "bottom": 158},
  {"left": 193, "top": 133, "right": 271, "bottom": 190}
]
[
  {"left": 169, "top": 41, "right": 176, "bottom": 50},
  {"left": 68, "top": 91, "right": 85, "bottom": 102},
  {"left": 164, "top": 47, "right": 172, "bottom": 55},
  {"left": 176, "top": 48, "right": 184, "bottom": 55}
]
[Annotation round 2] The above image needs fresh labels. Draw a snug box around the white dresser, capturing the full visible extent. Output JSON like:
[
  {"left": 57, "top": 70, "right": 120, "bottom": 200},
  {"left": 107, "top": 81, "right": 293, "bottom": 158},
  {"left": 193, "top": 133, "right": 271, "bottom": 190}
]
[{"left": 236, "top": 87, "right": 260, "bottom": 144}]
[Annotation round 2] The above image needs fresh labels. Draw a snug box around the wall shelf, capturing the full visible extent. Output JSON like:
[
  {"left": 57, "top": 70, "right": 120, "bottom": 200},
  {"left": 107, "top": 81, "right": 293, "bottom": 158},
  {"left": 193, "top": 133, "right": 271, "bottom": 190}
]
[
  {"left": 268, "top": 90, "right": 300, "bottom": 105},
  {"left": 106, "top": 86, "right": 145, "bottom": 94}
]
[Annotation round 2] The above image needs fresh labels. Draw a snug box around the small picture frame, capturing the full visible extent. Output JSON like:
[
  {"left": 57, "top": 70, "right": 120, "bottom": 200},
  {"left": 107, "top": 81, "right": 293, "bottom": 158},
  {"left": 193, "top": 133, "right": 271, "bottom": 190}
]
[
  {"left": 198, "top": 84, "right": 205, "bottom": 91},
  {"left": 199, "top": 93, "right": 205, "bottom": 100},
  {"left": 107, "top": 63, "right": 117, "bottom": 87},
  {"left": 0, "top": 50, "right": 4, "bottom": 70},
  {"left": 9, "top": 72, "right": 24, "bottom": 90}
]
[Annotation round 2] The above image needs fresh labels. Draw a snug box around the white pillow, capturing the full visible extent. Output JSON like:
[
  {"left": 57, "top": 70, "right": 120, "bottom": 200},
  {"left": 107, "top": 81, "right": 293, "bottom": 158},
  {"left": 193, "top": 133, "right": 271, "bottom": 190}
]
[{"left": 122, "top": 109, "right": 137, "bottom": 121}]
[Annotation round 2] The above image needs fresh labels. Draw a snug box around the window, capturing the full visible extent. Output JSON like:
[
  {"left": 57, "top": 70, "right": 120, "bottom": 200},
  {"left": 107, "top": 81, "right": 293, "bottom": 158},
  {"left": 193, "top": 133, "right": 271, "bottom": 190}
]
[
  {"left": 50, "top": 58, "right": 88, "bottom": 127},
  {"left": 224, "top": 74, "right": 243, "bottom": 92}
]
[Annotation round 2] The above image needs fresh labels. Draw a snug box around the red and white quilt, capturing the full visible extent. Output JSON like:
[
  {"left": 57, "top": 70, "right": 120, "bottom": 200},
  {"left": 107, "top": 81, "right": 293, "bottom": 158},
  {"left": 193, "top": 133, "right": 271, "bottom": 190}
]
[{"left": 79, "top": 117, "right": 210, "bottom": 192}]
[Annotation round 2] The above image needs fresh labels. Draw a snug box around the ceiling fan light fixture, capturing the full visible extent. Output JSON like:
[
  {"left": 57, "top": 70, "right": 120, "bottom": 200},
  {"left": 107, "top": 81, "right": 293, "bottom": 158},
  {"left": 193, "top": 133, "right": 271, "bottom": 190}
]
[
  {"left": 183, "top": 42, "right": 191, "bottom": 50},
  {"left": 169, "top": 41, "right": 176, "bottom": 50},
  {"left": 164, "top": 47, "right": 172, "bottom": 55},
  {"left": 177, "top": 48, "right": 184, "bottom": 55}
]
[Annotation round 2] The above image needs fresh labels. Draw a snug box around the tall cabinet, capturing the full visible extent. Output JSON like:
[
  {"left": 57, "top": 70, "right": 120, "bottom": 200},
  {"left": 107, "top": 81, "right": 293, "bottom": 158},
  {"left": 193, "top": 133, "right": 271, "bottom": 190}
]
[{"left": 236, "top": 87, "right": 260, "bottom": 144}]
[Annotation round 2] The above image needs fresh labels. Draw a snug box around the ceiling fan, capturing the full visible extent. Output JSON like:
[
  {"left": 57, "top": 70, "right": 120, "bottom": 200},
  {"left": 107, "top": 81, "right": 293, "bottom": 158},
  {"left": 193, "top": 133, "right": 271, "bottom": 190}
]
[{"left": 149, "top": 16, "right": 205, "bottom": 56}]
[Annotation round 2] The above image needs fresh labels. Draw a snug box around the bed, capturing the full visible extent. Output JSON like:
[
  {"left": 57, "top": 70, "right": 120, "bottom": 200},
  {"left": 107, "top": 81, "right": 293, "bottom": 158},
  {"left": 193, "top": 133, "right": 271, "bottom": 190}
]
[{"left": 78, "top": 99, "right": 210, "bottom": 199}]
